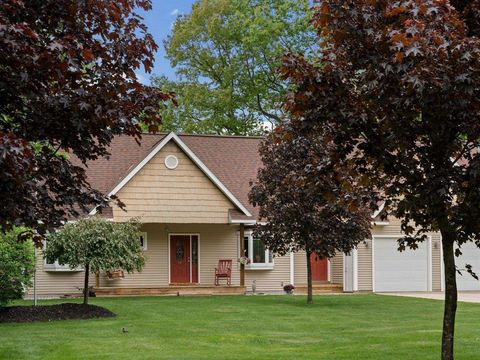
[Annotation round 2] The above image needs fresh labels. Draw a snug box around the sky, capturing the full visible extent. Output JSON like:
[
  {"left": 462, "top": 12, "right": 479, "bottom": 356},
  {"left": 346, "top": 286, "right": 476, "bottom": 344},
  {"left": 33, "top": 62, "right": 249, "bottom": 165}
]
[{"left": 136, "top": 0, "right": 197, "bottom": 85}]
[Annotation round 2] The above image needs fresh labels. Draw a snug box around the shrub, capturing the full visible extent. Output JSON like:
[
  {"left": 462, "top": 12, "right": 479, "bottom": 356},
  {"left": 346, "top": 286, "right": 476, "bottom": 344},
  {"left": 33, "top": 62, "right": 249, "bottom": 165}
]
[{"left": 0, "top": 228, "right": 35, "bottom": 307}]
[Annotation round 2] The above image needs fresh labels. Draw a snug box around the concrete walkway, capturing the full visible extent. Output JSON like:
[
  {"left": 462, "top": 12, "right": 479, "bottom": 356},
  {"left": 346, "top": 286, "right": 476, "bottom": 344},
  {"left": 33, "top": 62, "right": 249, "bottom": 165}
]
[{"left": 379, "top": 291, "right": 480, "bottom": 304}]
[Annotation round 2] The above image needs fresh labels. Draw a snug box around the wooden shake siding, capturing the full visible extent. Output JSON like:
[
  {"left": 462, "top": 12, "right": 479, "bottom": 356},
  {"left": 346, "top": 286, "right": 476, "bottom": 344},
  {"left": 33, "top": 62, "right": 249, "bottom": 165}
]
[
  {"left": 99, "top": 224, "right": 240, "bottom": 287},
  {"left": 244, "top": 256, "right": 290, "bottom": 292},
  {"left": 330, "top": 253, "right": 343, "bottom": 284},
  {"left": 26, "top": 252, "right": 93, "bottom": 297},
  {"left": 112, "top": 141, "right": 234, "bottom": 224}
]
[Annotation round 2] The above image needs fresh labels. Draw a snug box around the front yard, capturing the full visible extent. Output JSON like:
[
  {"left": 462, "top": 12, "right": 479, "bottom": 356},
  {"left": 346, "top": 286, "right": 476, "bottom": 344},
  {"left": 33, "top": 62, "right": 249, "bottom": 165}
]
[{"left": 0, "top": 294, "right": 479, "bottom": 359}]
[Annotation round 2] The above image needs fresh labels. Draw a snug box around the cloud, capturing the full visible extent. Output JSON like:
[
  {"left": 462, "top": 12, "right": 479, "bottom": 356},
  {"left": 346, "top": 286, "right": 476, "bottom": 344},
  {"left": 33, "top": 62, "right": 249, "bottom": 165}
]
[{"left": 170, "top": 9, "right": 179, "bottom": 16}]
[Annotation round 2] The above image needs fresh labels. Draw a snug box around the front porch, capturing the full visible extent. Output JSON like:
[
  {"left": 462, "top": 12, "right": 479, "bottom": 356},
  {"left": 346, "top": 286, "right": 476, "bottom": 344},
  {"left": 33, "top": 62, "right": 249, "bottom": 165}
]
[{"left": 94, "top": 285, "right": 246, "bottom": 297}]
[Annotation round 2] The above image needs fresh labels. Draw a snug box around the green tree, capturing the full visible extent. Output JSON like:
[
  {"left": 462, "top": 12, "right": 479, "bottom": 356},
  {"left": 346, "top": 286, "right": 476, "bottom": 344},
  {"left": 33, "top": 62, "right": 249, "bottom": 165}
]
[
  {"left": 45, "top": 218, "right": 145, "bottom": 305},
  {"left": 153, "top": 0, "right": 315, "bottom": 135},
  {"left": 0, "top": 228, "right": 35, "bottom": 307}
]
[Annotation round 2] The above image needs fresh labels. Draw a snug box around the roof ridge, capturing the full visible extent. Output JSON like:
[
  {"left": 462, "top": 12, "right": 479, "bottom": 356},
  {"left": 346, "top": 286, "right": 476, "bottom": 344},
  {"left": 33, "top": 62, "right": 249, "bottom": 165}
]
[{"left": 140, "top": 132, "right": 265, "bottom": 140}]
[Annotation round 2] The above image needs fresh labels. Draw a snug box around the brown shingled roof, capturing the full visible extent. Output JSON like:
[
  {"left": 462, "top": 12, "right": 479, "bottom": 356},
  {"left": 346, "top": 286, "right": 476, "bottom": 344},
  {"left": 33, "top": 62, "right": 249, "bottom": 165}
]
[{"left": 78, "top": 133, "right": 263, "bottom": 219}]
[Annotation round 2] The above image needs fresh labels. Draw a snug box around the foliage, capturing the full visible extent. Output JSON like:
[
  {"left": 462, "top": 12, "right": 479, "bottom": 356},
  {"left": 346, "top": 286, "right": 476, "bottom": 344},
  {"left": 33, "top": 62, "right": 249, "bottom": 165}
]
[
  {"left": 280, "top": 1, "right": 480, "bottom": 358},
  {"left": 0, "top": 228, "right": 35, "bottom": 307},
  {"left": 0, "top": 0, "right": 173, "bottom": 236},
  {"left": 45, "top": 218, "right": 145, "bottom": 304},
  {"left": 152, "top": 0, "right": 316, "bottom": 135},
  {"left": 249, "top": 124, "right": 378, "bottom": 303}
]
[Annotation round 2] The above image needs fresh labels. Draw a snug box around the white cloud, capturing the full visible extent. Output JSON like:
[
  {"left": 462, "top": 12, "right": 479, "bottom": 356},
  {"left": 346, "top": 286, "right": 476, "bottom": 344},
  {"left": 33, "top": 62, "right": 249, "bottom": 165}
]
[{"left": 170, "top": 9, "right": 179, "bottom": 16}]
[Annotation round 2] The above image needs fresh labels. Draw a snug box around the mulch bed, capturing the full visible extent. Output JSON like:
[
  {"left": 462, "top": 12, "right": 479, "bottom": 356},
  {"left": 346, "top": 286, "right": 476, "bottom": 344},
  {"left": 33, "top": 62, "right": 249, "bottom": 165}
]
[{"left": 0, "top": 303, "right": 116, "bottom": 323}]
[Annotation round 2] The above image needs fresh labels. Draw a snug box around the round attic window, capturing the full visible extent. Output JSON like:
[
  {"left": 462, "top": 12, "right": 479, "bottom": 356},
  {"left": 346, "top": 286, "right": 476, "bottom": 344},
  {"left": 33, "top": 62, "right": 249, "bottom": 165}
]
[{"left": 164, "top": 155, "right": 179, "bottom": 170}]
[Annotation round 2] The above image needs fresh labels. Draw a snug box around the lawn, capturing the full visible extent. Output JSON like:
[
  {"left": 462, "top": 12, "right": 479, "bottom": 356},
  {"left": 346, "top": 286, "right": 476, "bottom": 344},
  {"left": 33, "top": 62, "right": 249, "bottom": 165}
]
[{"left": 0, "top": 294, "right": 479, "bottom": 359}]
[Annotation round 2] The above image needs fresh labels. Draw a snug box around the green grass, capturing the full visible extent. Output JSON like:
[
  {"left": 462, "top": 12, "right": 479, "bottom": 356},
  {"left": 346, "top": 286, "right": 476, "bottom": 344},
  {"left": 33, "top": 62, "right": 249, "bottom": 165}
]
[{"left": 0, "top": 294, "right": 479, "bottom": 359}]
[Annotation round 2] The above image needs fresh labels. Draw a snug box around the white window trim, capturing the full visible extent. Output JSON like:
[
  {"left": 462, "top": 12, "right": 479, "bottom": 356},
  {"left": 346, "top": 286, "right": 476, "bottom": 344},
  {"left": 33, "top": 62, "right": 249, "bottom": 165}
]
[
  {"left": 238, "top": 230, "right": 274, "bottom": 270},
  {"left": 139, "top": 232, "right": 148, "bottom": 251},
  {"left": 42, "top": 243, "right": 83, "bottom": 272}
]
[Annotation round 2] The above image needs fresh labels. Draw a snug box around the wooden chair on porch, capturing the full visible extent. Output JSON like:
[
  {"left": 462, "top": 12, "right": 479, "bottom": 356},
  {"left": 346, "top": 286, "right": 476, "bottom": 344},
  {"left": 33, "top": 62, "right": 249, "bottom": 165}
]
[{"left": 215, "top": 259, "right": 232, "bottom": 286}]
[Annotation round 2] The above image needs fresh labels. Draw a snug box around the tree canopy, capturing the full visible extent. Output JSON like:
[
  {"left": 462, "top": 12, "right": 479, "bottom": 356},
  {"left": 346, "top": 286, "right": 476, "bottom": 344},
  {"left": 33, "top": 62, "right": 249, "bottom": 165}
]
[
  {"left": 45, "top": 218, "right": 145, "bottom": 305},
  {"left": 249, "top": 124, "right": 378, "bottom": 303},
  {"left": 153, "top": 0, "right": 316, "bottom": 135},
  {"left": 280, "top": 1, "right": 480, "bottom": 358},
  {"left": 0, "top": 0, "right": 173, "bottom": 237}
]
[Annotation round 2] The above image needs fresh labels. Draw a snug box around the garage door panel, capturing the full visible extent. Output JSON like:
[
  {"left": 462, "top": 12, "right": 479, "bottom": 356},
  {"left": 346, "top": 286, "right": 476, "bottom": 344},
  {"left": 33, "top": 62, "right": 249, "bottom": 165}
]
[
  {"left": 374, "top": 237, "right": 429, "bottom": 292},
  {"left": 456, "top": 243, "right": 480, "bottom": 291}
]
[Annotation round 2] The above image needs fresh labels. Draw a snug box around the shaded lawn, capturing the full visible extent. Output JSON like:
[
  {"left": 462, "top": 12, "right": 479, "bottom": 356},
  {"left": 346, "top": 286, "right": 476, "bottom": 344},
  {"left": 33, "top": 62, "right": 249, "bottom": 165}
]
[{"left": 0, "top": 294, "right": 479, "bottom": 359}]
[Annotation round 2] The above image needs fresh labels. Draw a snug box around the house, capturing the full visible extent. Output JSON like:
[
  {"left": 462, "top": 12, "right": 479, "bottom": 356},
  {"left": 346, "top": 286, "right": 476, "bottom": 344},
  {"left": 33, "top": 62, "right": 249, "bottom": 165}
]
[{"left": 29, "top": 132, "right": 480, "bottom": 297}]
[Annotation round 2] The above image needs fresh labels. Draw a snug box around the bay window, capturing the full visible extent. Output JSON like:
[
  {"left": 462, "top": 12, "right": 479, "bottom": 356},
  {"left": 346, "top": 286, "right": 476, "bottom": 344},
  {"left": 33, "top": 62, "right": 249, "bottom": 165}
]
[{"left": 241, "top": 231, "right": 274, "bottom": 270}]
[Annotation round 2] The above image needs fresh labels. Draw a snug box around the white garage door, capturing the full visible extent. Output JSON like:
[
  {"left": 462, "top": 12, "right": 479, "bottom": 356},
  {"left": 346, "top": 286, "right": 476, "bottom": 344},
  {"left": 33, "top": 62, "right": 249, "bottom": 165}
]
[
  {"left": 374, "top": 237, "right": 430, "bottom": 292},
  {"left": 456, "top": 243, "right": 480, "bottom": 291}
]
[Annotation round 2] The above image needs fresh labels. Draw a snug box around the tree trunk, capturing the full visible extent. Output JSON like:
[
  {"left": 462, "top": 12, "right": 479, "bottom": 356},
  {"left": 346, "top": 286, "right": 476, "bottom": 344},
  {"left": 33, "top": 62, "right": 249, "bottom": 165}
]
[
  {"left": 306, "top": 250, "right": 313, "bottom": 304},
  {"left": 441, "top": 232, "right": 457, "bottom": 360},
  {"left": 83, "top": 263, "right": 90, "bottom": 305}
]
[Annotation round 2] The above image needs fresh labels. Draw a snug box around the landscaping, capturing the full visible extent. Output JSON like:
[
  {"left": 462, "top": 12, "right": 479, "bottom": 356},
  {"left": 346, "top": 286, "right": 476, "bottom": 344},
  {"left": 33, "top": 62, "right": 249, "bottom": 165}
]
[{"left": 0, "top": 294, "right": 479, "bottom": 359}]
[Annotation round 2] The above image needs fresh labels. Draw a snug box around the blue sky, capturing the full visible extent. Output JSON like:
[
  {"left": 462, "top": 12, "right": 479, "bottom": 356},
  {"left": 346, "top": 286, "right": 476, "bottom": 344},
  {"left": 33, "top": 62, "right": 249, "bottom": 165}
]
[{"left": 136, "top": 0, "right": 197, "bottom": 84}]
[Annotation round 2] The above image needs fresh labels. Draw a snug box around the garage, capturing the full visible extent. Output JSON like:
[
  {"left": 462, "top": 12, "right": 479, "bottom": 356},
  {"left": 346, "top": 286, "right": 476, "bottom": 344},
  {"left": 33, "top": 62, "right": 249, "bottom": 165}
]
[
  {"left": 373, "top": 236, "right": 431, "bottom": 292},
  {"left": 456, "top": 242, "right": 480, "bottom": 291}
]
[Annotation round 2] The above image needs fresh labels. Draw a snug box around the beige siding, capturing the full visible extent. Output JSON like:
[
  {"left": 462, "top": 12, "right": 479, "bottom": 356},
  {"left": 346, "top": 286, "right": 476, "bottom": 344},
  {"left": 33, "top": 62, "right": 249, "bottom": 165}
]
[
  {"left": 294, "top": 251, "right": 307, "bottom": 285},
  {"left": 245, "top": 255, "right": 290, "bottom": 292},
  {"left": 431, "top": 232, "right": 442, "bottom": 291},
  {"left": 357, "top": 240, "right": 373, "bottom": 291},
  {"left": 331, "top": 253, "right": 343, "bottom": 284},
  {"left": 112, "top": 141, "right": 234, "bottom": 223},
  {"left": 26, "top": 252, "right": 93, "bottom": 297},
  {"left": 100, "top": 223, "right": 240, "bottom": 287}
]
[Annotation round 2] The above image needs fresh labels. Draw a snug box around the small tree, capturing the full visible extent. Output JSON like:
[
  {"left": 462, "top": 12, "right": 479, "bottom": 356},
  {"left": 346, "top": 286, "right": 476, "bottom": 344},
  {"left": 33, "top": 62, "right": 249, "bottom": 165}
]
[
  {"left": 249, "top": 125, "right": 377, "bottom": 304},
  {"left": 0, "top": 228, "right": 35, "bottom": 307},
  {"left": 45, "top": 218, "right": 145, "bottom": 305}
]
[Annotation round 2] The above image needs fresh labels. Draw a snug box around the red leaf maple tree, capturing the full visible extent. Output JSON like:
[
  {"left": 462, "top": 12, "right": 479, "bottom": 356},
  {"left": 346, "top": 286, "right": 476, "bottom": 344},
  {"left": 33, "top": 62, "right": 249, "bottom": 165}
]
[
  {"left": 280, "top": 1, "right": 480, "bottom": 359},
  {"left": 0, "top": 1, "right": 174, "bottom": 236}
]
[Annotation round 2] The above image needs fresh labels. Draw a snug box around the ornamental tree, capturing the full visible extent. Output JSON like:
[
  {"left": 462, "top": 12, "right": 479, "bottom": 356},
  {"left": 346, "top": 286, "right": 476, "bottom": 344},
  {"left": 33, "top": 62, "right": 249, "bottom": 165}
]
[
  {"left": 249, "top": 125, "right": 378, "bottom": 304},
  {"left": 280, "top": 1, "right": 480, "bottom": 358},
  {"left": 45, "top": 218, "right": 145, "bottom": 305},
  {"left": 154, "top": 0, "right": 316, "bottom": 135},
  {"left": 0, "top": 0, "right": 173, "bottom": 237}
]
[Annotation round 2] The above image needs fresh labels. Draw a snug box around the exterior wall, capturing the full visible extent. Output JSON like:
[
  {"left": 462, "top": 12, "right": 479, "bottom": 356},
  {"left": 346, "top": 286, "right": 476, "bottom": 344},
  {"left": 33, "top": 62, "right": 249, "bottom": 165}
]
[
  {"left": 26, "top": 252, "right": 93, "bottom": 298},
  {"left": 293, "top": 251, "right": 343, "bottom": 285},
  {"left": 100, "top": 223, "right": 240, "bottom": 287},
  {"left": 330, "top": 253, "right": 343, "bottom": 284},
  {"left": 431, "top": 232, "right": 442, "bottom": 291},
  {"left": 294, "top": 251, "right": 307, "bottom": 285},
  {"left": 244, "top": 255, "right": 290, "bottom": 292},
  {"left": 112, "top": 141, "right": 234, "bottom": 224},
  {"left": 358, "top": 217, "right": 443, "bottom": 292}
]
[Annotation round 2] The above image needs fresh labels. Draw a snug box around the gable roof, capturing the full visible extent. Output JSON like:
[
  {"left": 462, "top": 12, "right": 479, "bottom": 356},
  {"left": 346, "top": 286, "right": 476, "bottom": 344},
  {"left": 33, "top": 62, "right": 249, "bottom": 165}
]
[{"left": 81, "top": 132, "right": 263, "bottom": 219}]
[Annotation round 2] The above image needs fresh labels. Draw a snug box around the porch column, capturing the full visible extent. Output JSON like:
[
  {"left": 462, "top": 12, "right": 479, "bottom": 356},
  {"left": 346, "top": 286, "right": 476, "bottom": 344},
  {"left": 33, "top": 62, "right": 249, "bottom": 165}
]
[{"left": 240, "top": 223, "right": 245, "bottom": 286}]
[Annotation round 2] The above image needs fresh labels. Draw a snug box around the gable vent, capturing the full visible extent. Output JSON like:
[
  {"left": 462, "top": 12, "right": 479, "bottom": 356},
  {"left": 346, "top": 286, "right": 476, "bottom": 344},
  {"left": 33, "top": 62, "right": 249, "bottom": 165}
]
[{"left": 164, "top": 154, "right": 179, "bottom": 170}]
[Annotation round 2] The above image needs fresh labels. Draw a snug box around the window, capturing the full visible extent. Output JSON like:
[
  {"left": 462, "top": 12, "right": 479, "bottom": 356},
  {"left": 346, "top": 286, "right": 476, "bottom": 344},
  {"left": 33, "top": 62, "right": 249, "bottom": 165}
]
[
  {"left": 240, "top": 231, "right": 274, "bottom": 270},
  {"left": 43, "top": 241, "right": 82, "bottom": 272},
  {"left": 139, "top": 232, "right": 147, "bottom": 251}
]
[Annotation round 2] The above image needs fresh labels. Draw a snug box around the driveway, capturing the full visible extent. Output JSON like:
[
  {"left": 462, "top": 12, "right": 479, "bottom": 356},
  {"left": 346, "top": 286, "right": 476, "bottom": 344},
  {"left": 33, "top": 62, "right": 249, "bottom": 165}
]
[{"left": 379, "top": 291, "right": 480, "bottom": 303}]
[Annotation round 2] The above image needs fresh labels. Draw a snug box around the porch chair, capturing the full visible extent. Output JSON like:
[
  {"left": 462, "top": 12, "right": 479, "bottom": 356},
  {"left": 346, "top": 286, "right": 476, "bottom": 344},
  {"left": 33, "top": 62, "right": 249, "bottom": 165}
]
[{"left": 215, "top": 259, "right": 232, "bottom": 286}]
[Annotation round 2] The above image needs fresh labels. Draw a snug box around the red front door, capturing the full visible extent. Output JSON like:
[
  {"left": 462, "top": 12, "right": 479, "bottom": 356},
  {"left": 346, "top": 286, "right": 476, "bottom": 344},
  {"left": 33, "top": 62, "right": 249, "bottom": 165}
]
[
  {"left": 170, "top": 235, "right": 191, "bottom": 283},
  {"left": 310, "top": 252, "right": 328, "bottom": 282}
]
